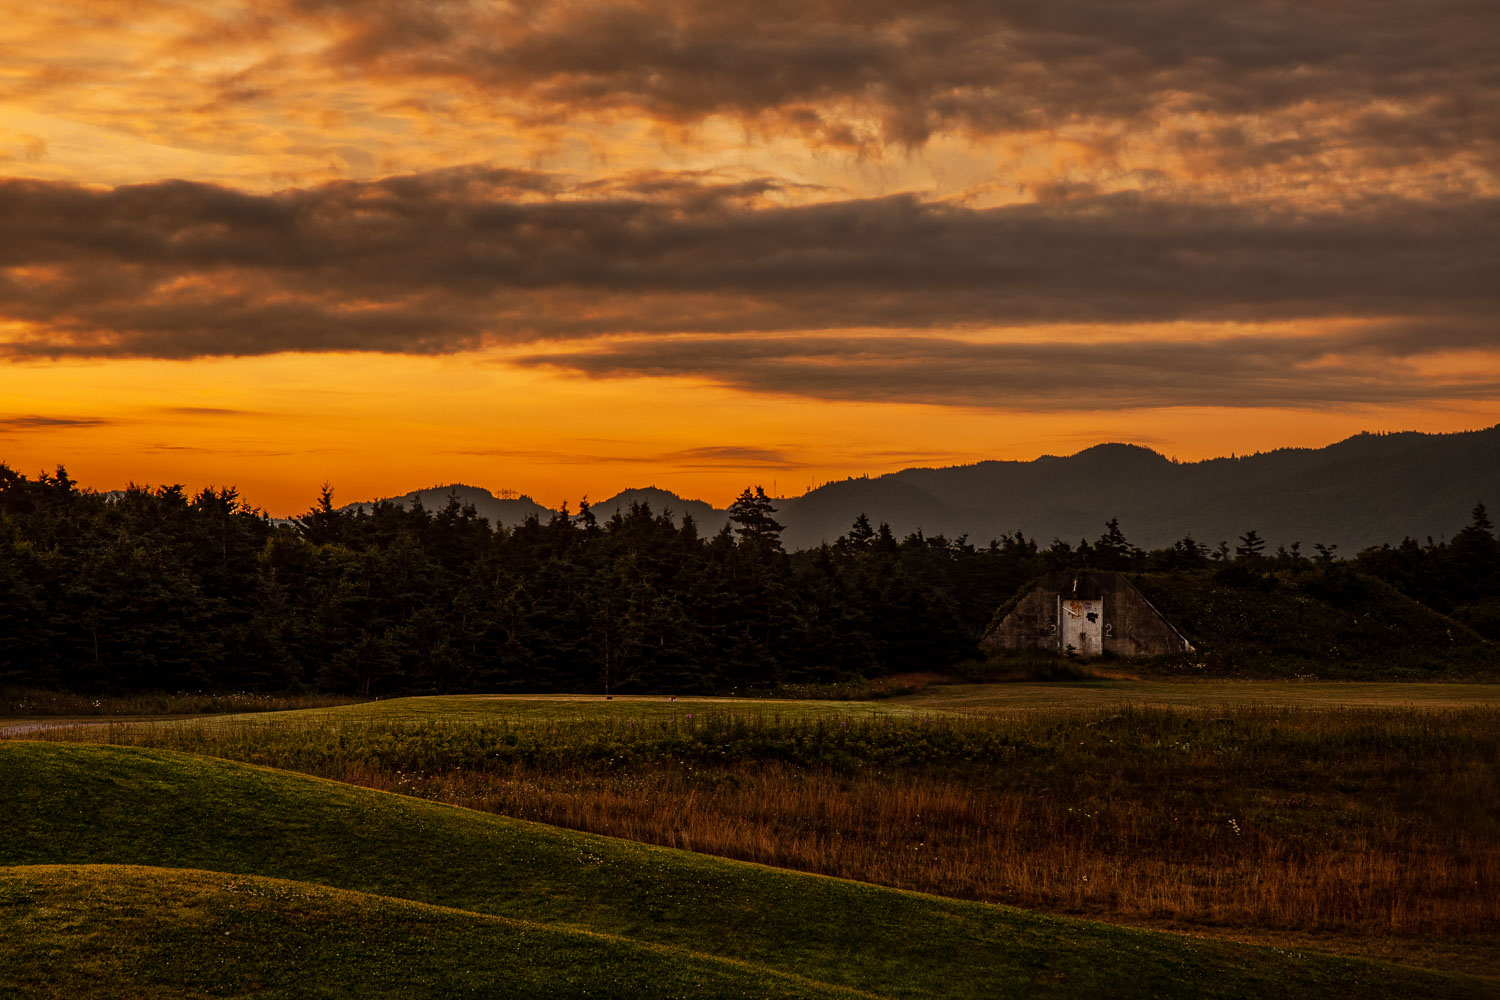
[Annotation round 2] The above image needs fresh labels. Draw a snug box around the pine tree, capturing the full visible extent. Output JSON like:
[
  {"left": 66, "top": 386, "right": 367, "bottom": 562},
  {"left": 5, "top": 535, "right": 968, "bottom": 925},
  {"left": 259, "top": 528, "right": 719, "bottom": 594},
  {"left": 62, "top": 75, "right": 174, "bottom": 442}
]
[
  {"left": 727, "top": 486, "right": 786, "bottom": 552},
  {"left": 1450, "top": 500, "right": 1500, "bottom": 589},
  {"left": 1169, "top": 534, "right": 1207, "bottom": 568},
  {"left": 1468, "top": 502, "right": 1494, "bottom": 534},
  {"left": 576, "top": 497, "right": 600, "bottom": 537},
  {"left": 846, "top": 513, "right": 876, "bottom": 549},
  {"left": 1235, "top": 529, "right": 1266, "bottom": 560},
  {"left": 1094, "top": 517, "right": 1135, "bottom": 569},
  {"left": 296, "top": 483, "right": 343, "bottom": 546}
]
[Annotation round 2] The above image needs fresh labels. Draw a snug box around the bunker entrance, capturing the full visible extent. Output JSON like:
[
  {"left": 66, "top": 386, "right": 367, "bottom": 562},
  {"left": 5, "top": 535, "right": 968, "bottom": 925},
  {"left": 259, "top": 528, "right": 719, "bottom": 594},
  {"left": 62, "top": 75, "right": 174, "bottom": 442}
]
[{"left": 1060, "top": 597, "right": 1103, "bottom": 657}]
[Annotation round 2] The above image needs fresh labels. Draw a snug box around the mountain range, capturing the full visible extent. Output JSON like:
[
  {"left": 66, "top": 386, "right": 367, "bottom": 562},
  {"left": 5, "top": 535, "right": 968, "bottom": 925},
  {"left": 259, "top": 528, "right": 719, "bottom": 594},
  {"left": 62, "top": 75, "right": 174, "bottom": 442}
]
[{"left": 347, "top": 425, "right": 1500, "bottom": 554}]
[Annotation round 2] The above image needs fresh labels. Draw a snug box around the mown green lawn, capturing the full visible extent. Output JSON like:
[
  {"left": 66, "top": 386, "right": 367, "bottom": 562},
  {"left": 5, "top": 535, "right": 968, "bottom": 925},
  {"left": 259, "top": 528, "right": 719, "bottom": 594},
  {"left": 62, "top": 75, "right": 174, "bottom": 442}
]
[
  {"left": 2, "top": 741, "right": 1493, "bottom": 1000},
  {"left": 0, "top": 865, "right": 863, "bottom": 1000}
]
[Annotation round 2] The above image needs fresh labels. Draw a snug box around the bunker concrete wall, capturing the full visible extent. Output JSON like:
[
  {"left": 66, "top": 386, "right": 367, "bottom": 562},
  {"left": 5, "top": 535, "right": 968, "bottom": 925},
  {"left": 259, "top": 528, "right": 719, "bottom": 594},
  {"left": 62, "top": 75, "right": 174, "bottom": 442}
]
[
  {"left": 982, "top": 571, "right": 1193, "bottom": 659},
  {"left": 986, "top": 587, "right": 1062, "bottom": 653}
]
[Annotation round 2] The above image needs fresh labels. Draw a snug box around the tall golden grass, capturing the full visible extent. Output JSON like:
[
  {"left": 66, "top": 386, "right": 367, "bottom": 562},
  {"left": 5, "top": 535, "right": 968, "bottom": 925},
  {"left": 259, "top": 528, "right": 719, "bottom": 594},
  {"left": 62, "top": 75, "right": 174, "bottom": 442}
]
[{"left": 341, "top": 758, "right": 1496, "bottom": 941}]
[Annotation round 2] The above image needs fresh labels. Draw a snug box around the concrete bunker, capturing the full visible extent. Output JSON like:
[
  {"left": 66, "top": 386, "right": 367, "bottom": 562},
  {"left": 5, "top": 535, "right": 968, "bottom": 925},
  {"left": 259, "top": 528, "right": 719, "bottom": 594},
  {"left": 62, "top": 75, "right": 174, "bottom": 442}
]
[{"left": 981, "top": 571, "right": 1194, "bottom": 659}]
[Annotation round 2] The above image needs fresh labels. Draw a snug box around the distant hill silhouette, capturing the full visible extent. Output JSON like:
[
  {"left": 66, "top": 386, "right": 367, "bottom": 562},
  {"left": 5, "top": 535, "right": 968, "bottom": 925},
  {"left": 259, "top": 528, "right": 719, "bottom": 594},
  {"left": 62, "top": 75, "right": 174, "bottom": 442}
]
[
  {"left": 343, "top": 484, "right": 551, "bottom": 530},
  {"left": 588, "top": 487, "right": 729, "bottom": 532},
  {"left": 349, "top": 426, "right": 1500, "bottom": 553},
  {"left": 774, "top": 427, "right": 1500, "bottom": 552}
]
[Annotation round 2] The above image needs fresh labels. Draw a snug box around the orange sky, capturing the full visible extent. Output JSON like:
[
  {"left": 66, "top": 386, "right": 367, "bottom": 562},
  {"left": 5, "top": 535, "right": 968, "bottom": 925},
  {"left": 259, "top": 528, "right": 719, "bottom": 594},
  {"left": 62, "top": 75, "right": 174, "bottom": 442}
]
[{"left": 3, "top": 0, "right": 1497, "bottom": 514}]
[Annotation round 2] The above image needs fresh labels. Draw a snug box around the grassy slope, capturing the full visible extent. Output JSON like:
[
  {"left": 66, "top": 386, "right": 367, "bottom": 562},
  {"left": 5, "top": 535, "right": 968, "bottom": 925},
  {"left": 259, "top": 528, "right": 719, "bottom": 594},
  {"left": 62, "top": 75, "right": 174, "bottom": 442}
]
[
  {"left": 2, "top": 742, "right": 1493, "bottom": 1000},
  {"left": 0, "top": 866, "right": 864, "bottom": 1000},
  {"left": 1130, "top": 569, "right": 1494, "bottom": 676}
]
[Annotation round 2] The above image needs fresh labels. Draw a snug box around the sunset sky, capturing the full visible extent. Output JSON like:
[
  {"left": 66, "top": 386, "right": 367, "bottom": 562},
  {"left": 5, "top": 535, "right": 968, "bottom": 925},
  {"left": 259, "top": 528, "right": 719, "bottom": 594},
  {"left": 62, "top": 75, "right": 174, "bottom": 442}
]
[{"left": 3, "top": 0, "right": 1498, "bottom": 514}]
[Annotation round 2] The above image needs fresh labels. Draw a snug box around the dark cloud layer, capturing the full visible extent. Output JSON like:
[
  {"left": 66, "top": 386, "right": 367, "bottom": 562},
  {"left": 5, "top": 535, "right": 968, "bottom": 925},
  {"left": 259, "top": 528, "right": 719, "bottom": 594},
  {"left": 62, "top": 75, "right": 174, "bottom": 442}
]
[
  {"left": 0, "top": 415, "right": 111, "bottom": 430},
  {"left": 2, "top": 168, "right": 1496, "bottom": 409},
  {"left": 286, "top": 0, "right": 1499, "bottom": 166},
  {"left": 155, "top": 406, "right": 260, "bottom": 417},
  {"left": 2, "top": 169, "right": 1497, "bottom": 352},
  {"left": 447, "top": 443, "right": 795, "bottom": 468},
  {"left": 518, "top": 331, "right": 1500, "bottom": 411}
]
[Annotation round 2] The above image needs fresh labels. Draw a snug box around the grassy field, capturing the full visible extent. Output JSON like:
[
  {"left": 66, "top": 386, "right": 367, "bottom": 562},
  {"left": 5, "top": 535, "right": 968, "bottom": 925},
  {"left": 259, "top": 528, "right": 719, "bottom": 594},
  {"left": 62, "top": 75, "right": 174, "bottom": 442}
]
[
  {"left": 20, "top": 681, "right": 1500, "bottom": 978},
  {"left": 2, "top": 741, "right": 1495, "bottom": 1000},
  {"left": 0, "top": 865, "right": 862, "bottom": 1000}
]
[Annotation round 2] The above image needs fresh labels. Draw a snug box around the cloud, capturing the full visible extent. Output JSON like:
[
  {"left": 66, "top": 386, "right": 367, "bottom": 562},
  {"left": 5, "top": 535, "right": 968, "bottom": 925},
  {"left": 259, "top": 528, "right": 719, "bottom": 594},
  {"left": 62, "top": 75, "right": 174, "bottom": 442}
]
[
  {"left": 445, "top": 443, "right": 797, "bottom": 468},
  {"left": 515, "top": 330, "right": 1500, "bottom": 411},
  {"left": 658, "top": 446, "right": 792, "bottom": 467},
  {"left": 2, "top": 169, "right": 1497, "bottom": 363},
  {"left": 11, "top": 0, "right": 1496, "bottom": 200},
  {"left": 278, "top": 0, "right": 1500, "bottom": 166},
  {"left": 138, "top": 444, "right": 293, "bottom": 457},
  {"left": 0, "top": 414, "right": 112, "bottom": 430},
  {"left": 2, "top": 167, "right": 1496, "bottom": 410},
  {"left": 154, "top": 406, "right": 261, "bottom": 417}
]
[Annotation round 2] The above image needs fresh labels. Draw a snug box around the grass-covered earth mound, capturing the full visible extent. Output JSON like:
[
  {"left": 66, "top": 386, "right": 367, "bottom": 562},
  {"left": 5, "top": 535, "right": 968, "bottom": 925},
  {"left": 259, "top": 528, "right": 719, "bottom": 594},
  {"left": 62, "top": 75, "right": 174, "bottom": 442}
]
[
  {"left": 2, "top": 741, "right": 1495, "bottom": 999},
  {"left": 0, "top": 865, "right": 859, "bottom": 1000},
  {"left": 1128, "top": 567, "right": 1493, "bottom": 677}
]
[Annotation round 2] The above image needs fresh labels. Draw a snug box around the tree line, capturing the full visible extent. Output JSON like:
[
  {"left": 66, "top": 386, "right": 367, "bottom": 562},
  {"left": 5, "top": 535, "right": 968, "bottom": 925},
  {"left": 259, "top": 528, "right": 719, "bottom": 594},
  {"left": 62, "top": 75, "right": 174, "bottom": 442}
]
[{"left": 1, "top": 464, "right": 1495, "bottom": 694}]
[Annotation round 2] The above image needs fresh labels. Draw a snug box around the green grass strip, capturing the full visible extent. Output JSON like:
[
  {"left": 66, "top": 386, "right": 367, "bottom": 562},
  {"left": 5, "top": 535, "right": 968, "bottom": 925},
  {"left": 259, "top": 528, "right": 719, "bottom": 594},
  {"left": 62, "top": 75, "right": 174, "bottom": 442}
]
[{"left": 0, "top": 865, "right": 870, "bottom": 999}]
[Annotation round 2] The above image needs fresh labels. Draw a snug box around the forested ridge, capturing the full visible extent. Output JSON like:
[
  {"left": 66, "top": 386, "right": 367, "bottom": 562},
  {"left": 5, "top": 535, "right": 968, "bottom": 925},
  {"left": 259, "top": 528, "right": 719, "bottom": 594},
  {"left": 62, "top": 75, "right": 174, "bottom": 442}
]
[
  {"left": 350, "top": 427, "right": 1500, "bottom": 556},
  {"left": 1, "top": 464, "right": 1496, "bottom": 694}
]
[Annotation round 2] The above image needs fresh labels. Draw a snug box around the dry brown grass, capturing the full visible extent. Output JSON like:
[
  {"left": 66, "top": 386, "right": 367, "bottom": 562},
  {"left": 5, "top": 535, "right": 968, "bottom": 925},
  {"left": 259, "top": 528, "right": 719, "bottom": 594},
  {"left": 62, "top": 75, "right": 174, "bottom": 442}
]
[{"left": 339, "top": 762, "right": 1497, "bottom": 946}]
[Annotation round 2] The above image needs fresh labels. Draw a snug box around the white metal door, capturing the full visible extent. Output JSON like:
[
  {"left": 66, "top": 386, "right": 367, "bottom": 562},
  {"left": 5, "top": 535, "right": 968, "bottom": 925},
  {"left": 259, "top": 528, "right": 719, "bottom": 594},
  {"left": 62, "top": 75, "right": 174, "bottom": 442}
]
[{"left": 1061, "top": 598, "right": 1103, "bottom": 657}]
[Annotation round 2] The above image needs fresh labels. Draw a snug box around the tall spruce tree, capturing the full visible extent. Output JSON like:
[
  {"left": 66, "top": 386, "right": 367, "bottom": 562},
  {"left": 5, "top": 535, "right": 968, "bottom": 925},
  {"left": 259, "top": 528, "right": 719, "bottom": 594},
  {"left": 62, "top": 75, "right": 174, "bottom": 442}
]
[
  {"left": 1236, "top": 530, "right": 1267, "bottom": 561},
  {"left": 296, "top": 483, "right": 343, "bottom": 546},
  {"left": 727, "top": 486, "right": 786, "bottom": 552}
]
